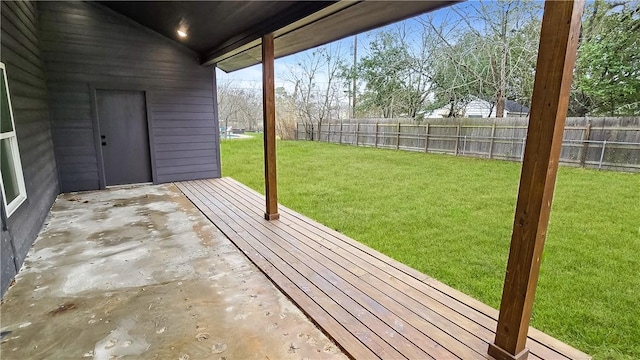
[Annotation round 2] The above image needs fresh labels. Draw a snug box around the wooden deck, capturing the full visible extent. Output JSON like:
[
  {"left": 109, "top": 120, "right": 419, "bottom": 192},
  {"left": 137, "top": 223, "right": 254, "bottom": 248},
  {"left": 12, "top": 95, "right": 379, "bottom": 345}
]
[{"left": 176, "top": 178, "right": 590, "bottom": 360}]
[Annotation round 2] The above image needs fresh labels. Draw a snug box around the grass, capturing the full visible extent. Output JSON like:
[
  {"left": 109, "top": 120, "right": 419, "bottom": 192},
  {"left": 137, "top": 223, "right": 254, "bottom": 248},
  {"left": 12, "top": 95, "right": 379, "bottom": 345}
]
[{"left": 220, "top": 134, "right": 640, "bottom": 359}]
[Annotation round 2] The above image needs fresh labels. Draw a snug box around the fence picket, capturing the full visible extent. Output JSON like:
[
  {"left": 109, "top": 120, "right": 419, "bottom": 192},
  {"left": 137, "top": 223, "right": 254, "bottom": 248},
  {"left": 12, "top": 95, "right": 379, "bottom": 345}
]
[
  {"left": 489, "top": 123, "right": 496, "bottom": 159},
  {"left": 425, "top": 124, "right": 429, "bottom": 152},
  {"left": 580, "top": 123, "right": 591, "bottom": 167},
  {"left": 455, "top": 125, "right": 461, "bottom": 156}
]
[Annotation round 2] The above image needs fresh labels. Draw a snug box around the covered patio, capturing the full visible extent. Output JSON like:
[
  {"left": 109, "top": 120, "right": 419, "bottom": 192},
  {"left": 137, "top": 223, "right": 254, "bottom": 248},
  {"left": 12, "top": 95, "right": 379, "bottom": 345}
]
[
  {"left": 0, "top": 177, "right": 590, "bottom": 359},
  {"left": 1, "top": 0, "right": 591, "bottom": 358}
]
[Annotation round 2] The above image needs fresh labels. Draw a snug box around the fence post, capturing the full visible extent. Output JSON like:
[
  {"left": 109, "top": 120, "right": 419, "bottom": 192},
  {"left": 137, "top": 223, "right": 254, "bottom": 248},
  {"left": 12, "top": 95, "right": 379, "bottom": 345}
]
[
  {"left": 424, "top": 123, "right": 429, "bottom": 153},
  {"left": 325, "top": 122, "right": 329, "bottom": 142},
  {"left": 311, "top": 123, "right": 314, "bottom": 141},
  {"left": 327, "top": 122, "right": 331, "bottom": 142},
  {"left": 520, "top": 137, "right": 526, "bottom": 162},
  {"left": 355, "top": 121, "right": 360, "bottom": 147},
  {"left": 339, "top": 120, "right": 343, "bottom": 144},
  {"left": 317, "top": 122, "right": 321, "bottom": 141},
  {"left": 580, "top": 123, "right": 591, "bottom": 167},
  {"left": 375, "top": 122, "right": 379, "bottom": 148},
  {"left": 462, "top": 135, "right": 467, "bottom": 155},
  {"left": 455, "top": 124, "right": 461, "bottom": 155},
  {"left": 598, "top": 140, "right": 607, "bottom": 169},
  {"left": 295, "top": 122, "right": 299, "bottom": 140},
  {"left": 396, "top": 122, "right": 401, "bottom": 150},
  {"left": 489, "top": 123, "right": 496, "bottom": 159}
]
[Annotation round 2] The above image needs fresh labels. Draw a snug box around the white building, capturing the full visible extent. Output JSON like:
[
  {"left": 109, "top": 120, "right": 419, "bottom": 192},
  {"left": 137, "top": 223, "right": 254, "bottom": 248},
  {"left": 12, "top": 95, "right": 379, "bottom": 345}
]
[{"left": 428, "top": 99, "right": 530, "bottom": 118}]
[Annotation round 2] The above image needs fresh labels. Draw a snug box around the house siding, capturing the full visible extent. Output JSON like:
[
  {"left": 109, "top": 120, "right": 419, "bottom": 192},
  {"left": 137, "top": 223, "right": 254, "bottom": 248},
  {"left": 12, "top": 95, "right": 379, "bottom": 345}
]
[
  {"left": 39, "top": 1, "right": 220, "bottom": 192},
  {"left": 1, "top": 0, "right": 60, "bottom": 296},
  {"left": 465, "top": 100, "right": 496, "bottom": 118}
]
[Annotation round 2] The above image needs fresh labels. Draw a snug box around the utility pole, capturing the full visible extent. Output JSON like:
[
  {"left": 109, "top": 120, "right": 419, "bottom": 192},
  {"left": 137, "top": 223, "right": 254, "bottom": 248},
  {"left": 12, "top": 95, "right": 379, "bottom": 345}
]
[{"left": 352, "top": 35, "right": 357, "bottom": 119}]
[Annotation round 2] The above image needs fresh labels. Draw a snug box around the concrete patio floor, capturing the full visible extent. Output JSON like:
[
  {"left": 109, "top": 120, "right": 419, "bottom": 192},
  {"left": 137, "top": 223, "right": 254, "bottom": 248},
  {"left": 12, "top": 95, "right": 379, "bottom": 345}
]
[{"left": 0, "top": 184, "right": 346, "bottom": 360}]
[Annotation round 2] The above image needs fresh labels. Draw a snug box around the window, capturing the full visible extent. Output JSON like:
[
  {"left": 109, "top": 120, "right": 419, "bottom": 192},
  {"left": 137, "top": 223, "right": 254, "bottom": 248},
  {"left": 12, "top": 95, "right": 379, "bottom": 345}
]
[{"left": 0, "top": 62, "right": 27, "bottom": 217}]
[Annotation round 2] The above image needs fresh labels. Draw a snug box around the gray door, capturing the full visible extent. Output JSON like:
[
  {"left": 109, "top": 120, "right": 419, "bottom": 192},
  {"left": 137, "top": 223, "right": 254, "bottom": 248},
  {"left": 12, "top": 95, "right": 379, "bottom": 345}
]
[{"left": 96, "top": 90, "right": 152, "bottom": 186}]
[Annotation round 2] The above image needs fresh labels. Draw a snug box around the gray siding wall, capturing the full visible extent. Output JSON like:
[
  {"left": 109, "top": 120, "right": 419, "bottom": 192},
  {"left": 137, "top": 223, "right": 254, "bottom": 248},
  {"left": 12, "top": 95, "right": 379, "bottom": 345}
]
[
  {"left": 39, "top": 1, "right": 220, "bottom": 192},
  {"left": 1, "top": 1, "right": 59, "bottom": 296}
]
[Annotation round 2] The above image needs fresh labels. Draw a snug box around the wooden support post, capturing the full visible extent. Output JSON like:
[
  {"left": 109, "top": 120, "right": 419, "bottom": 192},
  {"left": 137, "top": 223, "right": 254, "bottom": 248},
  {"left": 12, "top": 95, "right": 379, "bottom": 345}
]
[
  {"left": 375, "top": 122, "right": 379, "bottom": 148},
  {"left": 262, "top": 33, "right": 279, "bottom": 221},
  {"left": 488, "top": 1, "right": 584, "bottom": 360},
  {"left": 489, "top": 123, "right": 496, "bottom": 159},
  {"left": 317, "top": 121, "right": 321, "bottom": 141},
  {"left": 454, "top": 125, "right": 461, "bottom": 155},
  {"left": 355, "top": 122, "right": 360, "bottom": 146},
  {"left": 580, "top": 123, "right": 591, "bottom": 167},
  {"left": 339, "top": 120, "right": 343, "bottom": 144},
  {"left": 424, "top": 123, "right": 430, "bottom": 152},
  {"left": 396, "top": 122, "right": 401, "bottom": 149}
]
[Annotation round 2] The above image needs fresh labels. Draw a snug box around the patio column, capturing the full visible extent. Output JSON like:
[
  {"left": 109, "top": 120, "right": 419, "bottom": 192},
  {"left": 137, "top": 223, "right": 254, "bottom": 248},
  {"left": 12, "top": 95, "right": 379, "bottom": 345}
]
[
  {"left": 488, "top": 1, "right": 584, "bottom": 360},
  {"left": 262, "top": 33, "right": 279, "bottom": 220}
]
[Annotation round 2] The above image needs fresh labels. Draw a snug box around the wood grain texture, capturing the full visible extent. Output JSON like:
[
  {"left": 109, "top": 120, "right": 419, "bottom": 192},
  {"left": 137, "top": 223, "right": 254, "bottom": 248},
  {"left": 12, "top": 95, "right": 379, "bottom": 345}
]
[
  {"left": 262, "top": 34, "right": 279, "bottom": 220},
  {"left": 0, "top": 1, "right": 59, "bottom": 296},
  {"left": 490, "top": 1, "right": 585, "bottom": 358},
  {"left": 175, "top": 178, "right": 590, "bottom": 360},
  {"left": 38, "top": 2, "right": 220, "bottom": 192}
]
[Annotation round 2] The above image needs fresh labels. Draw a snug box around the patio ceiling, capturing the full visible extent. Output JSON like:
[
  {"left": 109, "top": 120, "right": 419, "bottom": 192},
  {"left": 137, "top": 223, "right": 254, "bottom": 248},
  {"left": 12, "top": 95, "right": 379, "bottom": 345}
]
[{"left": 100, "top": 1, "right": 456, "bottom": 72}]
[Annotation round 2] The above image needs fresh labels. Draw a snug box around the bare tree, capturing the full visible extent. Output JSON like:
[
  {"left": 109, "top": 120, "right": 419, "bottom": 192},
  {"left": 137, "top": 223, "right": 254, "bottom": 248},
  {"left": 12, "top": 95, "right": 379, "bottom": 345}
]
[
  {"left": 280, "top": 43, "right": 347, "bottom": 138},
  {"left": 218, "top": 80, "right": 262, "bottom": 132}
]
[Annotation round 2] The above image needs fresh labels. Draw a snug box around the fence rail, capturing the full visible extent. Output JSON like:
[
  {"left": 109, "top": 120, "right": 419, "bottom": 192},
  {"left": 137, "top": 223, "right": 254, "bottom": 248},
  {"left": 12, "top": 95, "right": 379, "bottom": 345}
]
[{"left": 295, "top": 120, "right": 640, "bottom": 172}]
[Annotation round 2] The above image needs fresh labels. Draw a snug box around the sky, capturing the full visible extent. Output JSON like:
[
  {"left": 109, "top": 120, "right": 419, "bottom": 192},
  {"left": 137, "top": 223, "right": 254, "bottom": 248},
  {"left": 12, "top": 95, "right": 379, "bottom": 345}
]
[{"left": 216, "top": 34, "right": 359, "bottom": 91}]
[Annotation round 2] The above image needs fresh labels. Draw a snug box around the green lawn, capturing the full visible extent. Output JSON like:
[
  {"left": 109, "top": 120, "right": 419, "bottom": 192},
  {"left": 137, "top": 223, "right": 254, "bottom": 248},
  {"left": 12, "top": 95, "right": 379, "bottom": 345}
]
[{"left": 220, "top": 134, "right": 640, "bottom": 359}]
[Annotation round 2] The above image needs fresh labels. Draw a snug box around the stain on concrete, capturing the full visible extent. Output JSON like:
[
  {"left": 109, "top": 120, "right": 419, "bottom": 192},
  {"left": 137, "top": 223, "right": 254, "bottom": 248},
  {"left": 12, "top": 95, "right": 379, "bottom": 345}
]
[
  {"left": 48, "top": 302, "right": 77, "bottom": 316},
  {"left": 0, "top": 184, "right": 347, "bottom": 360}
]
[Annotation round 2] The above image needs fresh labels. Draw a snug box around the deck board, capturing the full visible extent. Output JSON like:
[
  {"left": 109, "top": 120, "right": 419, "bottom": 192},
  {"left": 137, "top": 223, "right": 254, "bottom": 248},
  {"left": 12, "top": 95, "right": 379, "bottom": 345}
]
[{"left": 176, "top": 178, "right": 590, "bottom": 360}]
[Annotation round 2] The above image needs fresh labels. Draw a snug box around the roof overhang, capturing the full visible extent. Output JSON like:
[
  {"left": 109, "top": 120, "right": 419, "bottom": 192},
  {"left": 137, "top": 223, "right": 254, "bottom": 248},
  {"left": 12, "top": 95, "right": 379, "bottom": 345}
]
[{"left": 212, "top": 1, "right": 457, "bottom": 72}]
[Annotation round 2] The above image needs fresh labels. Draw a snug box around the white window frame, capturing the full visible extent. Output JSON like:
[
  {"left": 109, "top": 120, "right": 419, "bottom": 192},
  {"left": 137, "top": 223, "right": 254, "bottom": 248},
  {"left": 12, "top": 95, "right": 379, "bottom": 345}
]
[{"left": 0, "top": 62, "right": 27, "bottom": 217}]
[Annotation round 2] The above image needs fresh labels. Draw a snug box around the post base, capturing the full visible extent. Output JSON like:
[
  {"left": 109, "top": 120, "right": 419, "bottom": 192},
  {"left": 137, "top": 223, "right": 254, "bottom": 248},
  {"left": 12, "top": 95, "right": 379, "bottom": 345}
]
[
  {"left": 264, "top": 212, "right": 280, "bottom": 221},
  {"left": 488, "top": 343, "right": 529, "bottom": 360}
]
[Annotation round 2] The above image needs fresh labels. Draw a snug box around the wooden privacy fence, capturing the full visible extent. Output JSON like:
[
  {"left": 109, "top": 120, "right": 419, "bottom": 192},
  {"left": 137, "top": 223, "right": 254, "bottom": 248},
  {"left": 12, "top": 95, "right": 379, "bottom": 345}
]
[{"left": 295, "top": 119, "right": 640, "bottom": 172}]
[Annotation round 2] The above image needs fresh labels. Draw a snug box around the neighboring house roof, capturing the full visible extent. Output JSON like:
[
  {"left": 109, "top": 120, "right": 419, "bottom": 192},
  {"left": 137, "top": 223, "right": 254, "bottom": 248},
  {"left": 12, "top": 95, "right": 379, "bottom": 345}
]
[
  {"left": 101, "top": 1, "right": 455, "bottom": 72},
  {"left": 505, "top": 99, "right": 530, "bottom": 114}
]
